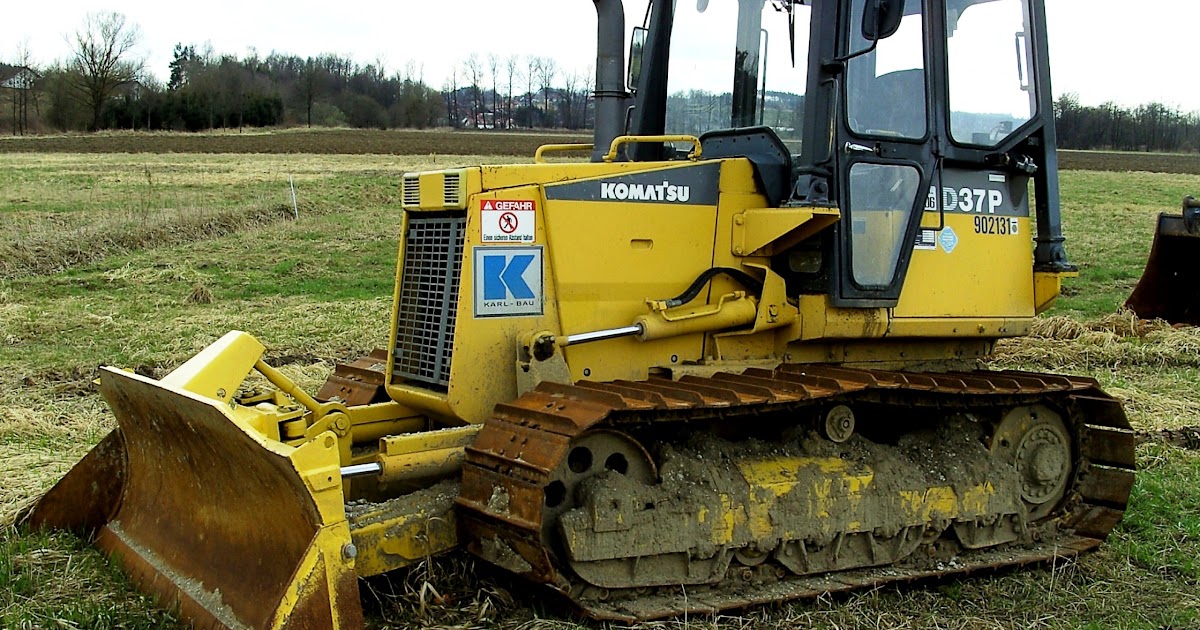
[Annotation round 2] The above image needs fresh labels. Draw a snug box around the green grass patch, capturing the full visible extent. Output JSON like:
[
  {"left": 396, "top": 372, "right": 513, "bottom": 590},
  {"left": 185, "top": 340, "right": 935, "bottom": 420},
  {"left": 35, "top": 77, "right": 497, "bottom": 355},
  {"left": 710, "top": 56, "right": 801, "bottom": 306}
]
[
  {"left": 1053, "top": 170, "right": 1200, "bottom": 319},
  {"left": 1115, "top": 444, "right": 1200, "bottom": 581},
  {"left": 0, "top": 527, "right": 177, "bottom": 629}
]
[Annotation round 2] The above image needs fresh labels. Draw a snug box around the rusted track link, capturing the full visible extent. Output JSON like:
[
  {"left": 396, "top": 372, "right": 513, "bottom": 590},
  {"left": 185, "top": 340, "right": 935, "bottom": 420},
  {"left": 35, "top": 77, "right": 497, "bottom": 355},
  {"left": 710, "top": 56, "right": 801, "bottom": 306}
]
[{"left": 457, "top": 365, "right": 1136, "bottom": 621}]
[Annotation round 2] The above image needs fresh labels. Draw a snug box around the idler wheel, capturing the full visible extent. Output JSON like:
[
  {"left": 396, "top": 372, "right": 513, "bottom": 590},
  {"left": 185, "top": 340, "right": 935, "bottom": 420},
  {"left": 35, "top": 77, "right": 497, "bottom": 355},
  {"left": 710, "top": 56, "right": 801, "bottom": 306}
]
[
  {"left": 1016, "top": 423, "right": 1071, "bottom": 504},
  {"left": 991, "top": 405, "right": 1073, "bottom": 521}
]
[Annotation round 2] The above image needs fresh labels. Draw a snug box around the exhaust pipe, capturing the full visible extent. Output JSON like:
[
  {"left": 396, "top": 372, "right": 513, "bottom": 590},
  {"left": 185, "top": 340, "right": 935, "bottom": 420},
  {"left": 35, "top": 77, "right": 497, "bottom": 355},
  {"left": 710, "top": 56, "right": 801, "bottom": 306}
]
[{"left": 592, "top": 0, "right": 630, "bottom": 162}]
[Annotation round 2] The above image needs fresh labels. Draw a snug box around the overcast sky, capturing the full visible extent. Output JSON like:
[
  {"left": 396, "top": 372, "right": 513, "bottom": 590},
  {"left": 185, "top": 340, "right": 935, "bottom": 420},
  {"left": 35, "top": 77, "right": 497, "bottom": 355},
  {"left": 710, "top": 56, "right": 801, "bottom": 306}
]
[{"left": 1, "top": 0, "right": 1192, "bottom": 110}]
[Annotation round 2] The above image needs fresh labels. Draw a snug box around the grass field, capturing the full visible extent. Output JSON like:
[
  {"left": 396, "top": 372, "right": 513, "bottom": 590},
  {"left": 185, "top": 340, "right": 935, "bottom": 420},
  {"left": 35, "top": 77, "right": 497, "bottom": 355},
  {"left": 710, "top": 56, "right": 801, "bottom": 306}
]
[{"left": 1, "top": 130, "right": 1199, "bottom": 629}]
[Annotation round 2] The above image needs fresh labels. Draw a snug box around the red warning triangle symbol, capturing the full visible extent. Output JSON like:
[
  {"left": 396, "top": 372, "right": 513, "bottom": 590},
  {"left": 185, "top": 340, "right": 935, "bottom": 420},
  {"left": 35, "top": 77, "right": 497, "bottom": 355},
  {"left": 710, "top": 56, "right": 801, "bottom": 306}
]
[{"left": 483, "top": 200, "right": 493, "bottom": 210}]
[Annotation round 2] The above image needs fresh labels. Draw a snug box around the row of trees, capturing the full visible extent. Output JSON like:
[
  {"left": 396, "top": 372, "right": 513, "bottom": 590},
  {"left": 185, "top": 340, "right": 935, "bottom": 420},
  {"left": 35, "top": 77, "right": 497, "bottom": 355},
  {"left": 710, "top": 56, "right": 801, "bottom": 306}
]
[
  {"left": 0, "top": 12, "right": 595, "bottom": 134},
  {"left": 6, "top": 12, "right": 1200, "bottom": 149},
  {"left": 444, "top": 54, "right": 595, "bottom": 130},
  {"left": 1054, "top": 94, "right": 1200, "bottom": 153}
]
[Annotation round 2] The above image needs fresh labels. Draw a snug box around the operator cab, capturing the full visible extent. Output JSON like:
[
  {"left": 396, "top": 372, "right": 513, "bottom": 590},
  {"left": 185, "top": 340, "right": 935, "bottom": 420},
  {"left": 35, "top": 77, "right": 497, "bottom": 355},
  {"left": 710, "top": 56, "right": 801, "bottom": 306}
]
[{"left": 625, "top": 0, "right": 1067, "bottom": 307}]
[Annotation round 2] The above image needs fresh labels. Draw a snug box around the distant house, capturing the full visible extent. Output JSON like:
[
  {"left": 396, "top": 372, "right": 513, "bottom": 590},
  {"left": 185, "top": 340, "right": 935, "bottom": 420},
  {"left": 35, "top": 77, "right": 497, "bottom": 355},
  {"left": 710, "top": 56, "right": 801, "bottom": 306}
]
[
  {"left": 114, "top": 79, "right": 148, "bottom": 101},
  {"left": 1, "top": 63, "right": 40, "bottom": 134},
  {"left": 467, "top": 110, "right": 519, "bottom": 130},
  {"left": 0, "top": 64, "right": 37, "bottom": 91}
]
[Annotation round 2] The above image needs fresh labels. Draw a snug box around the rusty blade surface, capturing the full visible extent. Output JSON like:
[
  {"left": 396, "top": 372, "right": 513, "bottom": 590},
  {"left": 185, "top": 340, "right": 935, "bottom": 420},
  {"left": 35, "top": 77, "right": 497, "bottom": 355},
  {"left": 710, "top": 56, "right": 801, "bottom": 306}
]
[
  {"left": 1126, "top": 213, "right": 1200, "bottom": 325},
  {"left": 27, "top": 429, "right": 126, "bottom": 536},
  {"left": 92, "top": 368, "right": 361, "bottom": 630}
]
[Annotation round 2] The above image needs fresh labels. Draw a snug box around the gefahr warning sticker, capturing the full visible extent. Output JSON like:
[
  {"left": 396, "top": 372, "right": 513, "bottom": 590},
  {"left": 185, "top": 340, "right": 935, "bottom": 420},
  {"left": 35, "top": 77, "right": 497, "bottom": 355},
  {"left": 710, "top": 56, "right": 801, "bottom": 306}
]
[
  {"left": 481, "top": 199, "right": 536, "bottom": 243},
  {"left": 474, "top": 246, "right": 543, "bottom": 317}
]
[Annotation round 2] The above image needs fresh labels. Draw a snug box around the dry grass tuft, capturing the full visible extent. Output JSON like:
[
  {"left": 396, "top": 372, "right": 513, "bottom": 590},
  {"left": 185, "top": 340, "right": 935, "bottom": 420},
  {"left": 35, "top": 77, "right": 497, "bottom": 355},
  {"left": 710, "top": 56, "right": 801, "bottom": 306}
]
[
  {"left": 1105, "top": 386, "right": 1199, "bottom": 433},
  {"left": 362, "top": 553, "right": 526, "bottom": 628},
  {"left": 0, "top": 204, "right": 305, "bottom": 280},
  {"left": 996, "top": 313, "right": 1200, "bottom": 370},
  {"left": 1030, "top": 311, "right": 1175, "bottom": 340},
  {"left": 0, "top": 497, "right": 37, "bottom": 529},
  {"left": 187, "top": 283, "right": 214, "bottom": 305},
  {"left": 993, "top": 313, "right": 1200, "bottom": 432},
  {"left": 1028, "top": 315, "right": 1089, "bottom": 340},
  {"left": 0, "top": 446, "right": 94, "bottom": 527},
  {"left": 101, "top": 262, "right": 205, "bottom": 285}
]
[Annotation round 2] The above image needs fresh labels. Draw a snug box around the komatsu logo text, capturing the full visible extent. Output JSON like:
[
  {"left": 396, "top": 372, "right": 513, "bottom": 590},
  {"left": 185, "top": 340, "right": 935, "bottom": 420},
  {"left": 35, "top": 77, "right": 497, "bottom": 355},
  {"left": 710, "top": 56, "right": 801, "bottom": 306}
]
[{"left": 600, "top": 180, "right": 691, "bottom": 203}]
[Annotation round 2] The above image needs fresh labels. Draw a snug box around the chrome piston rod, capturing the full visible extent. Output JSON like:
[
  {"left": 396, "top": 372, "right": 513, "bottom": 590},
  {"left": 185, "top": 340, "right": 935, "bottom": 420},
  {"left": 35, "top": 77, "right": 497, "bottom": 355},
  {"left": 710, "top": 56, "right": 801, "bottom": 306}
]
[
  {"left": 340, "top": 462, "right": 381, "bottom": 478},
  {"left": 562, "top": 324, "right": 643, "bottom": 346}
]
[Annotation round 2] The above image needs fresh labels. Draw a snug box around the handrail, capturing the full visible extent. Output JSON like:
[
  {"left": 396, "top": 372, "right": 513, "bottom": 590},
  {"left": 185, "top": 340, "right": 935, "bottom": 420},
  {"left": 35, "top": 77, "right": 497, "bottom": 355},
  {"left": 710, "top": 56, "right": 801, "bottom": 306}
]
[
  {"left": 534, "top": 143, "right": 594, "bottom": 164},
  {"left": 602, "top": 135, "right": 703, "bottom": 162}
]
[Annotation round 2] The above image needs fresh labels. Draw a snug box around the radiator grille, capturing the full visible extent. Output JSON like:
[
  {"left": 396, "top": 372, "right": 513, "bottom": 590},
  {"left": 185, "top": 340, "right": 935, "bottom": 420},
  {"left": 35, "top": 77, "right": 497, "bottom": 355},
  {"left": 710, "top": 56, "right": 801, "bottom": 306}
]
[{"left": 393, "top": 216, "right": 466, "bottom": 387}]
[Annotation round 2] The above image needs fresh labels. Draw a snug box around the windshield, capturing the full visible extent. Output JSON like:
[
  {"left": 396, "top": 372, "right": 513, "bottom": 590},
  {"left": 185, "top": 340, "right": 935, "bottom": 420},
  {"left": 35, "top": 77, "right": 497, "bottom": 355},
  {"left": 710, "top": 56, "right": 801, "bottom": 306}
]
[
  {"left": 846, "top": 0, "right": 927, "bottom": 140},
  {"left": 633, "top": 0, "right": 810, "bottom": 152},
  {"left": 946, "top": 0, "right": 1037, "bottom": 146}
]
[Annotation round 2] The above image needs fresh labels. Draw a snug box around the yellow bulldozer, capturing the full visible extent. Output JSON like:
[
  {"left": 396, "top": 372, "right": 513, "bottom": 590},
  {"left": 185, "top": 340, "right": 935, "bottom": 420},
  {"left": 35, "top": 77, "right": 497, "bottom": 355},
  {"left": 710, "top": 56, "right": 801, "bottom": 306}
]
[{"left": 28, "top": 0, "right": 1137, "bottom": 626}]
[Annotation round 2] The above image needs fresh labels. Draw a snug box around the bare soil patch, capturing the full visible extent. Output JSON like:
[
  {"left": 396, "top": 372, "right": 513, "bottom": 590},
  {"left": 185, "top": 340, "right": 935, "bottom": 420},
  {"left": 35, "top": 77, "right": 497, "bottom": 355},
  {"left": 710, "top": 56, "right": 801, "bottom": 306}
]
[
  {"left": 1059, "top": 150, "right": 1200, "bottom": 175},
  {"left": 0, "top": 129, "right": 590, "bottom": 157}
]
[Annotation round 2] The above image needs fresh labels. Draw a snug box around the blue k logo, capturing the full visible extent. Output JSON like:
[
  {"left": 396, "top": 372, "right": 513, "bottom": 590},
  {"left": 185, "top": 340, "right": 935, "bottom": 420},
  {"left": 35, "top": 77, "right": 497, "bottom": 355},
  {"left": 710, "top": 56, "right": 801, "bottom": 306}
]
[
  {"left": 474, "top": 247, "right": 543, "bottom": 317},
  {"left": 483, "top": 254, "right": 536, "bottom": 300}
]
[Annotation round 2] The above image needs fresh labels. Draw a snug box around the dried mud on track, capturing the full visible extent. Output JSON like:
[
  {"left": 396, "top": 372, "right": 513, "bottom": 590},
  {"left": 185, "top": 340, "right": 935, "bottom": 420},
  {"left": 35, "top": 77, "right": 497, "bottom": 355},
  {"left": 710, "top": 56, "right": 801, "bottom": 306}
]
[{"left": 0, "top": 129, "right": 590, "bottom": 157}]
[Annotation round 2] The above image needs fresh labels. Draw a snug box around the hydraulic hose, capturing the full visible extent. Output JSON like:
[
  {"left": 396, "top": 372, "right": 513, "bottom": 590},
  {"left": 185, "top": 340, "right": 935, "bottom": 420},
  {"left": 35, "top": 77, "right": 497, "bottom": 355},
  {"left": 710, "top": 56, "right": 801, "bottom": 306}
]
[{"left": 660, "top": 267, "right": 764, "bottom": 308}]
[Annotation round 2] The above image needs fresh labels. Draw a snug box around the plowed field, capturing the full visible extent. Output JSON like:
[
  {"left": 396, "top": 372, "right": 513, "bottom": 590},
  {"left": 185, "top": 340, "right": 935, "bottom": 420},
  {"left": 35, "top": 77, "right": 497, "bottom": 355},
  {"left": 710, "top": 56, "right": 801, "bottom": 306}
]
[
  {"left": 2, "top": 129, "right": 1199, "bottom": 174},
  {"left": 0, "top": 129, "right": 589, "bottom": 156}
]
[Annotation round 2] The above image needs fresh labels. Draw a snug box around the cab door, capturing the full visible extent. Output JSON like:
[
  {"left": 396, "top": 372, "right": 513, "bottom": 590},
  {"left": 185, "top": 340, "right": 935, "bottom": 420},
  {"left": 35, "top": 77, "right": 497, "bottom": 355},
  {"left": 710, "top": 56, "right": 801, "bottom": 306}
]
[{"left": 832, "top": 0, "right": 936, "bottom": 306}]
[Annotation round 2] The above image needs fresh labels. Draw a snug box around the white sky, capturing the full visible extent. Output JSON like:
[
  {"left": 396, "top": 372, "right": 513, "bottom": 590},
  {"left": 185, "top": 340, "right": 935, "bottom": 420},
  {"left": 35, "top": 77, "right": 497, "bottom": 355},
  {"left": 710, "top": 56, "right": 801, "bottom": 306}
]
[{"left": 1, "top": 0, "right": 1194, "bottom": 110}]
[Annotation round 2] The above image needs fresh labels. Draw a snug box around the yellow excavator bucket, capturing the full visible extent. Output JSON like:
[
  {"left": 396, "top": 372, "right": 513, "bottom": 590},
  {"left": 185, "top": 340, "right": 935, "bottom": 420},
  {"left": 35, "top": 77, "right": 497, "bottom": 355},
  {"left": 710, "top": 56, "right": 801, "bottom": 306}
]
[
  {"left": 29, "top": 333, "right": 363, "bottom": 629},
  {"left": 1126, "top": 197, "right": 1200, "bottom": 325}
]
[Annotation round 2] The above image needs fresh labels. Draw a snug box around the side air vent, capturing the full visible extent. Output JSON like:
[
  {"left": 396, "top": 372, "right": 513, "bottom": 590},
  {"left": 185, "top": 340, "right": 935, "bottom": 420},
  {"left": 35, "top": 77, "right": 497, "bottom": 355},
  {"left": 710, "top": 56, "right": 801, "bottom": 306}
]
[
  {"left": 443, "top": 172, "right": 462, "bottom": 207},
  {"left": 402, "top": 174, "right": 420, "bottom": 208}
]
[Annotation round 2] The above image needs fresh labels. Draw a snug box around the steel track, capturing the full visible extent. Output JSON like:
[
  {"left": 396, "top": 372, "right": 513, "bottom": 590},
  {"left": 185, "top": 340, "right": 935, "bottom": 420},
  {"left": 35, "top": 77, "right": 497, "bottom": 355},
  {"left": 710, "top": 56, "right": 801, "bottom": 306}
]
[{"left": 456, "top": 365, "right": 1136, "bottom": 621}]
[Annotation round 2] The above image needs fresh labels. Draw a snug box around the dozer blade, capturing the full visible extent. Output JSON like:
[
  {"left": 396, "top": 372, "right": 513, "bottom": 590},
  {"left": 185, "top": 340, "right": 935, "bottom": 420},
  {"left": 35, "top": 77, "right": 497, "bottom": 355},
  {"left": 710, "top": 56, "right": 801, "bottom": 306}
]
[
  {"left": 27, "top": 428, "right": 126, "bottom": 535},
  {"left": 32, "top": 366, "right": 363, "bottom": 630},
  {"left": 1126, "top": 198, "right": 1200, "bottom": 325}
]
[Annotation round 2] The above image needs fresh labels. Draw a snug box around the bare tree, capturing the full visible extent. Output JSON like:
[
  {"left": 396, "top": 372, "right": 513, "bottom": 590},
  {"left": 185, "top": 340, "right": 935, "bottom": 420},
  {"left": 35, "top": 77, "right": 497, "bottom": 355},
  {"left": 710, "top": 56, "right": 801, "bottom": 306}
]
[
  {"left": 524, "top": 55, "right": 540, "bottom": 127},
  {"left": 444, "top": 62, "right": 460, "bottom": 127},
  {"left": 560, "top": 70, "right": 578, "bottom": 130},
  {"left": 298, "top": 57, "right": 325, "bottom": 127},
  {"left": 190, "top": 44, "right": 221, "bottom": 129},
  {"left": 559, "top": 68, "right": 592, "bottom": 130},
  {"left": 580, "top": 64, "right": 595, "bottom": 129},
  {"left": 463, "top": 54, "right": 483, "bottom": 128},
  {"left": 488, "top": 53, "right": 500, "bottom": 128},
  {"left": 538, "top": 57, "right": 558, "bottom": 128},
  {"left": 68, "top": 12, "right": 143, "bottom": 131},
  {"left": 505, "top": 54, "right": 519, "bottom": 130},
  {"left": 9, "top": 39, "right": 37, "bottom": 135}
]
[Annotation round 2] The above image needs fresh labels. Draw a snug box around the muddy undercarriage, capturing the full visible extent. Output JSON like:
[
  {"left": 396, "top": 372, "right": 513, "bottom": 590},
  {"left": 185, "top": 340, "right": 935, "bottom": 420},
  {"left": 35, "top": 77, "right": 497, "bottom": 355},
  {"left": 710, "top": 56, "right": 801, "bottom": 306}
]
[{"left": 457, "top": 365, "right": 1135, "bottom": 620}]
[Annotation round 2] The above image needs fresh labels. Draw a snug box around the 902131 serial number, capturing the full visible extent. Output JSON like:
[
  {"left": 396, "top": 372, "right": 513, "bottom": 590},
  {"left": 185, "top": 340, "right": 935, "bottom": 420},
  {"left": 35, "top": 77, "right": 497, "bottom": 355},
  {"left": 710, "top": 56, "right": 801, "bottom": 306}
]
[{"left": 974, "top": 215, "right": 1019, "bottom": 235}]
